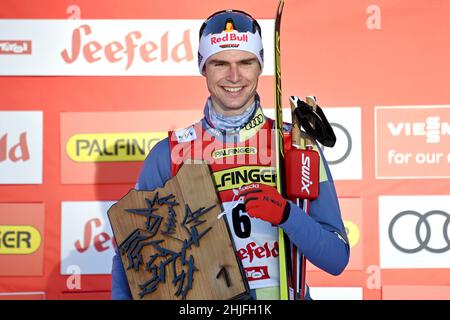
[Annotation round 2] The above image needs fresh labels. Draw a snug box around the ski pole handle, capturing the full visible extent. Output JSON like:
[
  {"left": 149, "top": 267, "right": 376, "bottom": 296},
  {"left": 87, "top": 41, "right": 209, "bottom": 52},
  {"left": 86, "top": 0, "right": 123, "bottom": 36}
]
[
  {"left": 304, "top": 96, "right": 317, "bottom": 147},
  {"left": 289, "top": 97, "right": 302, "bottom": 148}
]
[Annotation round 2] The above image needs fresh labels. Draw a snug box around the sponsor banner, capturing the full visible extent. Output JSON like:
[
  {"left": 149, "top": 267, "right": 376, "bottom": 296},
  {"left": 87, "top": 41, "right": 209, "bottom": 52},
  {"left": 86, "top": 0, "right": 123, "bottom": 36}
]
[
  {"left": 0, "top": 19, "right": 274, "bottom": 76},
  {"left": 0, "top": 111, "right": 43, "bottom": 184},
  {"left": 61, "top": 201, "right": 116, "bottom": 275},
  {"left": 309, "top": 197, "right": 363, "bottom": 271},
  {"left": 319, "top": 107, "right": 362, "bottom": 180},
  {"left": 382, "top": 285, "right": 450, "bottom": 300},
  {"left": 58, "top": 291, "right": 111, "bottom": 300},
  {"left": 0, "top": 203, "right": 45, "bottom": 276},
  {"left": 340, "top": 198, "right": 363, "bottom": 271},
  {"left": 379, "top": 195, "right": 450, "bottom": 269},
  {"left": 263, "top": 107, "right": 362, "bottom": 180},
  {"left": 66, "top": 132, "right": 167, "bottom": 162},
  {"left": 0, "top": 292, "right": 45, "bottom": 300},
  {"left": 60, "top": 110, "right": 202, "bottom": 184},
  {"left": 310, "top": 287, "right": 363, "bottom": 300},
  {"left": 375, "top": 106, "right": 450, "bottom": 179}
]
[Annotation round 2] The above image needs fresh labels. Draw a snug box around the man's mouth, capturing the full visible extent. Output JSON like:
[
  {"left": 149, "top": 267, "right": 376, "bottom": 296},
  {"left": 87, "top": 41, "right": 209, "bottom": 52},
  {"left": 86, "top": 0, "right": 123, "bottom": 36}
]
[{"left": 222, "top": 86, "right": 243, "bottom": 93}]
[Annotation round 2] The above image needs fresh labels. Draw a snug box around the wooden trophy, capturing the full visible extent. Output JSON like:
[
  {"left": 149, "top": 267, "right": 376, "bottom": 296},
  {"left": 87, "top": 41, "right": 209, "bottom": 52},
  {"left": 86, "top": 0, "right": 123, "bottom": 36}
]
[{"left": 108, "top": 162, "right": 250, "bottom": 300}]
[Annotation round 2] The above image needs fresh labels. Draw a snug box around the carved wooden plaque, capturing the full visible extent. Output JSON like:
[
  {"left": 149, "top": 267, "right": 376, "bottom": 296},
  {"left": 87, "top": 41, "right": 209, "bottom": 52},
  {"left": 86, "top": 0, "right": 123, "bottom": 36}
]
[{"left": 108, "top": 163, "right": 249, "bottom": 300}]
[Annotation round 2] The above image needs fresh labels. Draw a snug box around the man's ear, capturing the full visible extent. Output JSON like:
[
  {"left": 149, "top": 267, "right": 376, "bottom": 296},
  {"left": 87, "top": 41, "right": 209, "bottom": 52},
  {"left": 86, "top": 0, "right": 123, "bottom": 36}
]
[
  {"left": 201, "top": 64, "right": 207, "bottom": 77},
  {"left": 258, "top": 62, "right": 263, "bottom": 75}
]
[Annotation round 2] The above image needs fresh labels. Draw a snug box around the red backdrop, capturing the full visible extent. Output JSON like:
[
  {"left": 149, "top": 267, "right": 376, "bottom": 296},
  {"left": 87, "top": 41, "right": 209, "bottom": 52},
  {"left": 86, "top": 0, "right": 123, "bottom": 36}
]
[{"left": 1, "top": 0, "right": 449, "bottom": 300}]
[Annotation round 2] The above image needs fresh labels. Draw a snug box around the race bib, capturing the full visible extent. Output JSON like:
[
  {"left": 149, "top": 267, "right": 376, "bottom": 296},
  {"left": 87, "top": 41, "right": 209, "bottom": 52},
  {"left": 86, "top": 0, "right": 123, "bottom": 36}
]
[{"left": 220, "top": 195, "right": 279, "bottom": 289}]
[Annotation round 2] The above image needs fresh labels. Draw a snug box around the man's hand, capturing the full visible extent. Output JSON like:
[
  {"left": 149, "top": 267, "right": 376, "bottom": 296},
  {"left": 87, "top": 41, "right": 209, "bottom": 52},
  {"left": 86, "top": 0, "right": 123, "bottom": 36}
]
[{"left": 237, "top": 183, "right": 290, "bottom": 225}]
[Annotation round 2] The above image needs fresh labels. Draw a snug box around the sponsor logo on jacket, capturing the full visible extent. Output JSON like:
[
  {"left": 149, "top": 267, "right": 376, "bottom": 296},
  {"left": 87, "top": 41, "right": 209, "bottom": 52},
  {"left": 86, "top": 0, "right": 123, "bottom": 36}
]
[
  {"left": 212, "top": 147, "right": 257, "bottom": 160},
  {"left": 213, "top": 166, "right": 276, "bottom": 191}
]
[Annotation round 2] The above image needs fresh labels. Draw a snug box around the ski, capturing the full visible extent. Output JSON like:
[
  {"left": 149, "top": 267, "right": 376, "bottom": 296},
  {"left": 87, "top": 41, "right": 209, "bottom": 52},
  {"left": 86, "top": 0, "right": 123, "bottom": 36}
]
[
  {"left": 273, "top": 0, "right": 338, "bottom": 300},
  {"left": 273, "top": 0, "right": 292, "bottom": 300}
]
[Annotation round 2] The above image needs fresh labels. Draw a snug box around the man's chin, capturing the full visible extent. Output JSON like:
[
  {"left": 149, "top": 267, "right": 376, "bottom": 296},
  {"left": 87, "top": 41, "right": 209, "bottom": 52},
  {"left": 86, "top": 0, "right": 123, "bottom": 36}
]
[
  {"left": 223, "top": 104, "right": 247, "bottom": 113},
  {"left": 223, "top": 98, "right": 251, "bottom": 110},
  {"left": 212, "top": 95, "right": 254, "bottom": 114}
]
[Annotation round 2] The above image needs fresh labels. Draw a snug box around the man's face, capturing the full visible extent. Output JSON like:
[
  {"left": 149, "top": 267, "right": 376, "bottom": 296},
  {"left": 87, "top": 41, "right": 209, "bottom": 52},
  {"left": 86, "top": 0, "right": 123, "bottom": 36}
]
[{"left": 203, "top": 50, "right": 261, "bottom": 116}]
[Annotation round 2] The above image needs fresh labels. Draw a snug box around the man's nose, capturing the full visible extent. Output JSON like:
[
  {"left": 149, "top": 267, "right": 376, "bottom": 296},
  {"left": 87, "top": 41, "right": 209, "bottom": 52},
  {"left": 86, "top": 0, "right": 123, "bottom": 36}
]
[{"left": 226, "top": 64, "right": 241, "bottom": 82}]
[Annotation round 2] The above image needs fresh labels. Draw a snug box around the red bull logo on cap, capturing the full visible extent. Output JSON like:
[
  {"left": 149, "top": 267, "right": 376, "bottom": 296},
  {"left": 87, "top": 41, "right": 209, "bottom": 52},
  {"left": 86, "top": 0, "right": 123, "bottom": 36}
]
[{"left": 210, "top": 33, "right": 249, "bottom": 45}]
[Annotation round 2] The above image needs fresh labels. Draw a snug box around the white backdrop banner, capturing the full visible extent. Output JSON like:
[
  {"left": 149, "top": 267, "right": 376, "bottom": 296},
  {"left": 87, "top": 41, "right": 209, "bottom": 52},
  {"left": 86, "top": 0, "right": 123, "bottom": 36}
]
[{"left": 0, "top": 19, "right": 274, "bottom": 76}]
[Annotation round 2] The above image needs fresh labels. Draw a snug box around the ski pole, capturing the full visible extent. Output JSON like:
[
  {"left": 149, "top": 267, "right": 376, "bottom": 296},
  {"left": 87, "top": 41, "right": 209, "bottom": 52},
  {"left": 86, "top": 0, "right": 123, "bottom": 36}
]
[{"left": 286, "top": 95, "right": 321, "bottom": 300}]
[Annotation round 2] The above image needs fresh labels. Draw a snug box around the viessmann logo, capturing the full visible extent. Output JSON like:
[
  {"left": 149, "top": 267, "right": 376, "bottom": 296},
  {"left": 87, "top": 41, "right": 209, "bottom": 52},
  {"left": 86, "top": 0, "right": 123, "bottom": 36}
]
[
  {"left": 376, "top": 106, "right": 450, "bottom": 179},
  {"left": 0, "top": 40, "right": 32, "bottom": 54},
  {"left": 0, "top": 225, "right": 41, "bottom": 254},
  {"left": 66, "top": 132, "right": 166, "bottom": 162},
  {"left": 387, "top": 117, "right": 450, "bottom": 143}
]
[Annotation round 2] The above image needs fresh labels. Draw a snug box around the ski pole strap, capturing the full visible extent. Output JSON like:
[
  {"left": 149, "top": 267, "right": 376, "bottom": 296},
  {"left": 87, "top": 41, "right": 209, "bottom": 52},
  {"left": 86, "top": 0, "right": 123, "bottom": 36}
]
[{"left": 291, "top": 96, "right": 337, "bottom": 148}]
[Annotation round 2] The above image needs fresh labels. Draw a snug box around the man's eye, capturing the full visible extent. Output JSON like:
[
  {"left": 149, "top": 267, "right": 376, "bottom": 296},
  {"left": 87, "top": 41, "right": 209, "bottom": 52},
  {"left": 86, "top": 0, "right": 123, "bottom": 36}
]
[{"left": 214, "top": 62, "right": 225, "bottom": 67}]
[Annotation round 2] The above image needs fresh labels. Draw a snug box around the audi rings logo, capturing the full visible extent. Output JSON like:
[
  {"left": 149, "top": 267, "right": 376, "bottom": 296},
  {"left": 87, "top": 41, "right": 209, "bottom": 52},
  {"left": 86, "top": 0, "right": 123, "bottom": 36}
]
[
  {"left": 388, "top": 210, "right": 450, "bottom": 253},
  {"left": 244, "top": 114, "right": 264, "bottom": 130},
  {"left": 320, "top": 122, "right": 352, "bottom": 165}
]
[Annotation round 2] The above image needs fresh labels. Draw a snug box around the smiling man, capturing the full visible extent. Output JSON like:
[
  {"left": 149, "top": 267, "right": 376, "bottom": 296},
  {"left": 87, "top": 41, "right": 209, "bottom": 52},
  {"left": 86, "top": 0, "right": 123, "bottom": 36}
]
[
  {"left": 112, "top": 9, "right": 349, "bottom": 300},
  {"left": 204, "top": 50, "right": 260, "bottom": 116}
]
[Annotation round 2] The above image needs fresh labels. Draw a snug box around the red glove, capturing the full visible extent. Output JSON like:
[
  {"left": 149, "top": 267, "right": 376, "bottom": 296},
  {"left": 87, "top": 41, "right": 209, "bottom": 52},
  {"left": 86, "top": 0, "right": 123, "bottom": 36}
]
[{"left": 237, "top": 183, "right": 291, "bottom": 225}]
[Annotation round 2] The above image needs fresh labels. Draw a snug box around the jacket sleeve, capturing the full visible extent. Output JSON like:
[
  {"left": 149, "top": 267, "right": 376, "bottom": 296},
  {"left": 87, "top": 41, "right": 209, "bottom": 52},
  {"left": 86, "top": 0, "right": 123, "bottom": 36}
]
[
  {"left": 111, "top": 138, "right": 172, "bottom": 300},
  {"left": 279, "top": 147, "right": 350, "bottom": 276}
]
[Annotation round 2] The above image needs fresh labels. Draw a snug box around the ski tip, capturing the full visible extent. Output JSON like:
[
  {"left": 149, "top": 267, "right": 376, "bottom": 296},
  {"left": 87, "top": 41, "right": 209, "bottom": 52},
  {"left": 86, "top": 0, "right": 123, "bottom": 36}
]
[{"left": 277, "top": 0, "right": 285, "bottom": 15}]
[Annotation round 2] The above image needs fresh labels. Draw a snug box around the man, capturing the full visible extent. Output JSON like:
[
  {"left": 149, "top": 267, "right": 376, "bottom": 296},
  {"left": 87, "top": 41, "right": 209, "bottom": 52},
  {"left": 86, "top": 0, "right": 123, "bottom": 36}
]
[{"left": 112, "top": 9, "right": 349, "bottom": 300}]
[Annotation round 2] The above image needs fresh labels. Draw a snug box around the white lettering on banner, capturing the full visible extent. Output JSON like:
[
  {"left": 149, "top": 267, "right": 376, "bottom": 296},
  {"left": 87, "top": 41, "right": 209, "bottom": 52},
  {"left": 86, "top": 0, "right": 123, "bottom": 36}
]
[
  {"left": 66, "top": 265, "right": 82, "bottom": 290},
  {"left": 61, "top": 201, "right": 116, "bottom": 275},
  {"left": 387, "top": 117, "right": 450, "bottom": 143},
  {"left": 245, "top": 266, "right": 270, "bottom": 281},
  {"left": 376, "top": 106, "right": 450, "bottom": 178},
  {"left": 0, "top": 111, "right": 42, "bottom": 184},
  {"left": 0, "top": 41, "right": 32, "bottom": 54},
  {"left": 366, "top": 5, "right": 382, "bottom": 30},
  {"left": 387, "top": 150, "right": 445, "bottom": 165},
  {"left": 0, "top": 20, "right": 274, "bottom": 76},
  {"left": 366, "top": 265, "right": 381, "bottom": 289}
]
